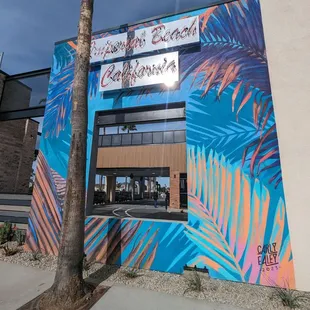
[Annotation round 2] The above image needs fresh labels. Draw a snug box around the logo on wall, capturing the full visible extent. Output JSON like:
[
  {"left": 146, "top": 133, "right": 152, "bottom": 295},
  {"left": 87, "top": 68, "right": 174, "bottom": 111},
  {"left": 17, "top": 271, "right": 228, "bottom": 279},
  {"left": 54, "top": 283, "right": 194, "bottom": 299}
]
[
  {"left": 91, "top": 16, "right": 199, "bottom": 63},
  {"left": 257, "top": 243, "right": 279, "bottom": 272},
  {"left": 99, "top": 51, "right": 179, "bottom": 92}
]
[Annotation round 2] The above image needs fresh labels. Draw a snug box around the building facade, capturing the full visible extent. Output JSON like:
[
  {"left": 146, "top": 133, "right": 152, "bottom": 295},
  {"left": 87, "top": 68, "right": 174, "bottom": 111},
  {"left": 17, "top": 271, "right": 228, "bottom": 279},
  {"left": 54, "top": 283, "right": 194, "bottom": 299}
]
[
  {"left": 0, "top": 71, "right": 39, "bottom": 194},
  {"left": 23, "top": 0, "right": 310, "bottom": 291}
]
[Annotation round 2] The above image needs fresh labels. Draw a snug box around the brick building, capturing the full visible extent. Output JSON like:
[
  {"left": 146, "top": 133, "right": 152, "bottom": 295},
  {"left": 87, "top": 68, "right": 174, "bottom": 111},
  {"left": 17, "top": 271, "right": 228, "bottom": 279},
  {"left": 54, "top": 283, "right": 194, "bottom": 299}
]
[{"left": 0, "top": 70, "right": 39, "bottom": 194}]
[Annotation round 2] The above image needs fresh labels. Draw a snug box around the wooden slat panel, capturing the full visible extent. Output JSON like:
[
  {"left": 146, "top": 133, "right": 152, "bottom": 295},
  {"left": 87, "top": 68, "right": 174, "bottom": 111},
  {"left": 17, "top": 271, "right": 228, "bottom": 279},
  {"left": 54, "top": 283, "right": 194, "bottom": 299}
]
[{"left": 97, "top": 143, "right": 186, "bottom": 173}]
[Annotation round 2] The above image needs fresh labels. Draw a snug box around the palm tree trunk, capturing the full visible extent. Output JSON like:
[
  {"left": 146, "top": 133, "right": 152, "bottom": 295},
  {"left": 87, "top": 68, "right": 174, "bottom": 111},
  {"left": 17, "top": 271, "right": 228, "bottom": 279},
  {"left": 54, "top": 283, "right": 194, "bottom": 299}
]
[{"left": 42, "top": 0, "right": 94, "bottom": 307}]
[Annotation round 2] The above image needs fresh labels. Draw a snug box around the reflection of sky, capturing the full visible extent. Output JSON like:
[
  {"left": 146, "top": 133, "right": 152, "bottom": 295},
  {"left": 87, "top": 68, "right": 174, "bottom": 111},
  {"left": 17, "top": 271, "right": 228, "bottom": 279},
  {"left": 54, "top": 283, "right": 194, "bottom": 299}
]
[
  {"left": 101, "top": 121, "right": 185, "bottom": 135},
  {"left": 19, "top": 74, "right": 49, "bottom": 107},
  {"left": 95, "top": 175, "right": 169, "bottom": 187},
  {"left": 30, "top": 116, "right": 45, "bottom": 175}
]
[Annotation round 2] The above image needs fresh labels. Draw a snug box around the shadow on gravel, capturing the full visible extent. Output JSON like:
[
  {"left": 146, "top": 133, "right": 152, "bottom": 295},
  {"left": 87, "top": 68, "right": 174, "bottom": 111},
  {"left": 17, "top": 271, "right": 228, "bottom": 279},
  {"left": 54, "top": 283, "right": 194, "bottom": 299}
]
[{"left": 85, "top": 264, "right": 121, "bottom": 285}]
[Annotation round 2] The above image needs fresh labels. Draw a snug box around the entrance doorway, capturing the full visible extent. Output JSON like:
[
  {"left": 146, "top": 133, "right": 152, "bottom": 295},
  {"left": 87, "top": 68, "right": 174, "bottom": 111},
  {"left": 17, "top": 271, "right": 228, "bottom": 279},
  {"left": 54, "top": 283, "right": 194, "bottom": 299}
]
[
  {"left": 94, "top": 167, "right": 169, "bottom": 206},
  {"left": 87, "top": 102, "right": 188, "bottom": 221}
]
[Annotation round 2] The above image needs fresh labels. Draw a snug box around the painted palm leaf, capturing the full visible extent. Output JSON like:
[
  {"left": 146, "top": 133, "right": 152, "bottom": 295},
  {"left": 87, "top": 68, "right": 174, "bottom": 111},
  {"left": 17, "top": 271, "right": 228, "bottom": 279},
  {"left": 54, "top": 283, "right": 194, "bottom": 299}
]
[
  {"left": 44, "top": 46, "right": 99, "bottom": 138},
  {"left": 50, "top": 168, "right": 66, "bottom": 207},
  {"left": 242, "top": 124, "right": 281, "bottom": 187},
  {"left": 181, "top": 0, "right": 282, "bottom": 186},
  {"left": 187, "top": 90, "right": 274, "bottom": 161},
  {"left": 186, "top": 146, "right": 295, "bottom": 288},
  {"left": 182, "top": 0, "right": 269, "bottom": 115},
  {"left": 54, "top": 41, "right": 76, "bottom": 69},
  {"left": 84, "top": 217, "right": 160, "bottom": 270},
  {"left": 25, "top": 152, "right": 63, "bottom": 255}
]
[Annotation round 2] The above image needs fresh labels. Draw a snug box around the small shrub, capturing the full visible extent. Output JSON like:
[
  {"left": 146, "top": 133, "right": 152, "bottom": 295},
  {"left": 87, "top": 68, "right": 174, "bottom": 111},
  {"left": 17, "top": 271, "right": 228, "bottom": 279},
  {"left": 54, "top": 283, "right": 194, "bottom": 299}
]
[
  {"left": 0, "top": 228, "right": 4, "bottom": 244},
  {"left": 272, "top": 287, "right": 309, "bottom": 309},
  {"left": 0, "top": 222, "right": 15, "bottom": 244},
  {"left": 15, "top": 230, "right": 26, "bottom": 246},
  {"left": 30, "top": 250, "right": 41, "bottom": 261},
  {"left": 122, "top": 268, "right": 142, "bottom": 279},
  {"left": 2, "top": 243, "right": 19, "bottom": 256},
  {"left": 184, "top": 270, "right": 205, "bottom": 296}
]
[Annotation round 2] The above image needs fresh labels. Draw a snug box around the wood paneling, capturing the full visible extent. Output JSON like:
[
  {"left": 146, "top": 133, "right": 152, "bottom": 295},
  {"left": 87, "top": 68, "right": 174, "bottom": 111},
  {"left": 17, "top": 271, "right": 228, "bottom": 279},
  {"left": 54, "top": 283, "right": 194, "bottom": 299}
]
[{"left": 97, "top": 143, "right": 186, "bottom": 173}]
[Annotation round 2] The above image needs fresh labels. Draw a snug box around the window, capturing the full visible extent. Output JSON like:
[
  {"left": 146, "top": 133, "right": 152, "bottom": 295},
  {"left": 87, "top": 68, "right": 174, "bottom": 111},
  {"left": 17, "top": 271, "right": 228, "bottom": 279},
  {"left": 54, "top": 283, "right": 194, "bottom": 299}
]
[{"left": 98, "top": 121, "right": 185, "bottom": 136}]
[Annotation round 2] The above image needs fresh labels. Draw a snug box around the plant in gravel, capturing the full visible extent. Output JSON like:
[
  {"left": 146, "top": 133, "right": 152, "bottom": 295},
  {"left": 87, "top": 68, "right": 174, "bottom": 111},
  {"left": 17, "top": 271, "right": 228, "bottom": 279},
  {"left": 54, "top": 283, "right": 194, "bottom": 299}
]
[
  {"left": 272, "top": 286, "right": 309, "bottom": 309},
  {"left": 15, "top": 230, "right": 26, "bottom": 246},
  {"left": 0, "top": 228, "right": 4, "bottom": 245},
  {"left": 183, "top": 270, "right": 206, "bottom": 297},
  {"left": 30, "top": 250, "right": 41, "bottom": 261},
  {"left": 122, "top": 267, "right": 142, "bottom": 279},
  {"left": 2, "top": 243, "right": 19, "bottom": 256},
  {"left": 0, "top": 222, "right": 15, "bottom": 244}
]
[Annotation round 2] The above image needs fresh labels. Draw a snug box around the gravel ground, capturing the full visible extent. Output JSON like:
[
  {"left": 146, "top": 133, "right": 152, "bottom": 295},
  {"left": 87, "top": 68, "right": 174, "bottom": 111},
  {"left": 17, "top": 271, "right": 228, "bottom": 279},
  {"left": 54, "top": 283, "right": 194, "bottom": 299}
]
[{"left": 1, "top": 243, "right": 310, "bottom": 310}]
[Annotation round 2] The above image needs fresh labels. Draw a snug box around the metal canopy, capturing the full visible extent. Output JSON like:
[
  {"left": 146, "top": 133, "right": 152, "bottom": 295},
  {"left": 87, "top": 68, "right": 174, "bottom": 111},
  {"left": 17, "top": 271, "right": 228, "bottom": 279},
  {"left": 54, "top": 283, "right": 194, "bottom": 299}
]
[{"left": 0, "top": 106, "right": 45, "bottom": 121}]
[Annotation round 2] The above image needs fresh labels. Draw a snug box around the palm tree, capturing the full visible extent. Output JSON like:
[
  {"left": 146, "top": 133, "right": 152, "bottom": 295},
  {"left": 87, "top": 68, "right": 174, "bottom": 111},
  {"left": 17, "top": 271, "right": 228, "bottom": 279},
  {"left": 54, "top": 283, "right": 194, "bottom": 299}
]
[
  {"left": 41, "top": 0, "right": 94, "bottom": 308},
  {"left": 121, "top": 124, "right": 137, "bottom": 133}
]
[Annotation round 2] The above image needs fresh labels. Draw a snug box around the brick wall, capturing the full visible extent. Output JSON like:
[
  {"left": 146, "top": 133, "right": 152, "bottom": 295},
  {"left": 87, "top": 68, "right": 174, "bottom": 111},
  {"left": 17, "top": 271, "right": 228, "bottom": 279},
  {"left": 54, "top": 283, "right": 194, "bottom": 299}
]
[
  {"left": 0, "top": 119, "right": 38, "bottom": 194},
  {"left": 170, "top": 171, "right": 180, "bottom": 209}
]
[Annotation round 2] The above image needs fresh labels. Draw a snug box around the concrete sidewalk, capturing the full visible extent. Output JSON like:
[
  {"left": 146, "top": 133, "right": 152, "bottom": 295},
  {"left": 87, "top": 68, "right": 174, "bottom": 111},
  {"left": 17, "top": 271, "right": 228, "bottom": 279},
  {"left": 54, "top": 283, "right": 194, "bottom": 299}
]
[
  {"left": 92, "top": 285, "right": 243, "bottom": 310},
  {"left": 0, "top": 261, "right": 242, "bottom": 310},
  {"left": 0, "top": 261, "right": 54, "bottom": 310}
]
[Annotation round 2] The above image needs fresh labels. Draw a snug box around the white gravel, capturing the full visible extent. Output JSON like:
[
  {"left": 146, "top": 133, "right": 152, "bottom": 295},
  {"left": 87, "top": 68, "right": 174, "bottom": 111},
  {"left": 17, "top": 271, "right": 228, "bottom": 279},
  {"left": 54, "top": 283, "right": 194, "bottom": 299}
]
[{"left": 1, "top": 243, "right": 310, "bottom": 310}]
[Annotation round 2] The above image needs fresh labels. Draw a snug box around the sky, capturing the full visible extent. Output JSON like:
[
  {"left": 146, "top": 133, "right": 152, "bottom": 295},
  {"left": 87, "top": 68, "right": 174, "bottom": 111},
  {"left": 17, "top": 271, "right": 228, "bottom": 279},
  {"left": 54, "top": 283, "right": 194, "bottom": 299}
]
[{"left": 0, "top": 0, "right": 215, "bottom": 74}]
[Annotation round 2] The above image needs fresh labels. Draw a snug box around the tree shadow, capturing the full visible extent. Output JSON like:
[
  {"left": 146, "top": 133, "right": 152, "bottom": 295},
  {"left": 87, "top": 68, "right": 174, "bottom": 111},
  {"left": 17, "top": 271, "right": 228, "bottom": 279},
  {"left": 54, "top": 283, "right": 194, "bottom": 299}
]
[
  {"left": 18, "top": 218, "right": 123, "bottom": 309},
  {"left": 85, "top": 264, "right": 121, "bottom": 286},
  {"left": 85, "top": 217, "right": 122, "bottom": 286},
  {"left": 17, "top": 285, "right": 109, "bottom": 310}
]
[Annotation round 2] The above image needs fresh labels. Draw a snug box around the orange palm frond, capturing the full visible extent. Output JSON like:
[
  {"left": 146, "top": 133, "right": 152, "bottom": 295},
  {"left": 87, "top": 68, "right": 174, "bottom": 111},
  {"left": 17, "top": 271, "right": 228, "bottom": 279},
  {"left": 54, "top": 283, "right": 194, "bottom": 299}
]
[{"left": 186, "top": 147, "right": 295, "bottom": 287}]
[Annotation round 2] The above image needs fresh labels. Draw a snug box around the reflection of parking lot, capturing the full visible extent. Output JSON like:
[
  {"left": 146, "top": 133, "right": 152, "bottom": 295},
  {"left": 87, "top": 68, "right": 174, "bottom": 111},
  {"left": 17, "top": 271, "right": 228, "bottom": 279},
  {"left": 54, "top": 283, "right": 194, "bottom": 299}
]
[{"left": 92, "top": 203, "right": 187, "bottom": 222}]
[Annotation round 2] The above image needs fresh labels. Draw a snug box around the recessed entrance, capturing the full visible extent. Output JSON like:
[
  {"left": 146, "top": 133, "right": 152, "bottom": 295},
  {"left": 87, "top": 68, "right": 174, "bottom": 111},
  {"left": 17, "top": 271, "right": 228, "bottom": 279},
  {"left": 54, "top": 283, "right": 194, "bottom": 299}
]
[
  {"left": 94, "top": 167, "right": 169, "bottom": 205},
  {"left": 87, "top": 102, "right": 188, "bottom": 221}
]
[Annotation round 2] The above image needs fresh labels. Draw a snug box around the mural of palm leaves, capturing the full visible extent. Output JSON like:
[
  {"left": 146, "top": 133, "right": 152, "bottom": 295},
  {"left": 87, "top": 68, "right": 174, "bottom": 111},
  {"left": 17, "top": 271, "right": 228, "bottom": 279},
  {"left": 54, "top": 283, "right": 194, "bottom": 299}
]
[
  {"left": 26, "top": 154, "right": 160, "bottom": 269},
  {"left": 182, "top": 0, "right": 281, "bottom": 186},
  {"left": 186, "top": 146, "right": 295, "bottom": 288},
  {"left": 54, "top": 41, "right": 76, "bottom": 69},
  {"left": 25, "top": 152, "right": 63, "bottom": 255},
  {"left": 26, "top": 153, "right": 195, "bottom": 273},
  {"left": 44, "top": 43, "right": 99, "bottom": 138},
  {"left": 187, "top": 91, "right": 274, "bottom": 164},
  {"left": 188, "top": 118, "right": 261, "bottom": 161},
  {"left": 84, "top": 217, "right": 160, "bottom": 270}
]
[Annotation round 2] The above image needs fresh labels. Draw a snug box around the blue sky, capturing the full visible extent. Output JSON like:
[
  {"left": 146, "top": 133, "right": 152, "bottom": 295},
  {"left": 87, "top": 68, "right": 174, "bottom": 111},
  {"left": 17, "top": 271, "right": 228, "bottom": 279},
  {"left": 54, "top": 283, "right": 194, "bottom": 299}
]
[{"left": 0, "top": 0, "right": 215, "bottom": 74}]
